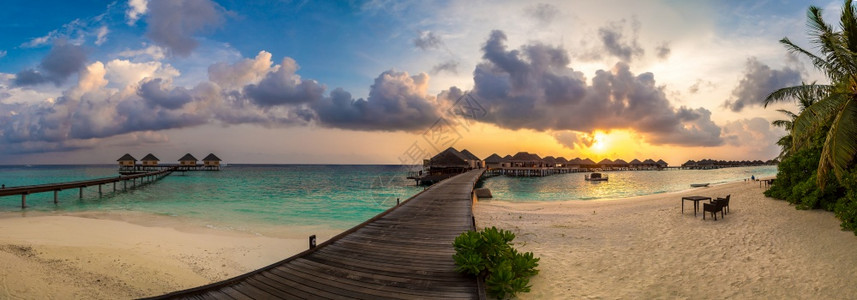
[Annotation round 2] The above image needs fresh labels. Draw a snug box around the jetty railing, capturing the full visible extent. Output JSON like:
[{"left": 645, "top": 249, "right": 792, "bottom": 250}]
[{"left": 0, "top": 168, "right": 175, "bottom": 208}]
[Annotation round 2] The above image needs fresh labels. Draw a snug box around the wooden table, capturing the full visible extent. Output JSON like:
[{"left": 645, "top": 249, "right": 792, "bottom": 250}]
[{"left": 682, "top": 196, "right": 711, "bottom": 216}]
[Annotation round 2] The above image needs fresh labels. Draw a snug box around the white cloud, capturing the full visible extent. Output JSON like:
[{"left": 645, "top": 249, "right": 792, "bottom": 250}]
[
  {"left": 117, "top": 45, "right": 166, "bottom": 61},
  {"left": 105, "top": 59, "right": 180, "bottom": 95},
  {"left": 207, "top": 50, "right": 276, "bottom": 89},
  {"left": 126, "top": 0, "right": 149, "bottom": 25},
  {"left": 95, "top": 26, "right": 109, "bottom": 45},
  {"left": 0, "top": 50, "right": 6, "bottom": 58},
  {"left": 21, "top": 32, "right": 56, "bottom": 48}
]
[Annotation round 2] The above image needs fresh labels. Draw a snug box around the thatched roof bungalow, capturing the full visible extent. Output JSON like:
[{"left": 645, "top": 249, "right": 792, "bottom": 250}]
[
  {"left": 459, "top": 149, "right": 482, "bottom": 169},
  {"left": 555, "top": 157, "right": 569, "bottom": 167},
  {"left": 580, "top": 158, "right": 596, "bottom": 169},
  {"left": 597, "top": 158, "right": 614, "bottom": 169},
  {"left": 178, "top": 153, "right": 198, "bottom": 166},
  {"left": 141, "top": 153, "right": 159, "bottom": 166},
  {"left": 643, "top": 159, "right": 657, "bottom": 169},
  {"left": 656, "top": 159, "right": 668, "bottom": 168},
  {"left": 203, "top": 153, "right": 222, "bottom": 167},
  {"left": 613, "top": 159, "right": 629, "bottom": 169},
  {"left": 511, "top": 152, "right": 542, "bottom": 168},
  {"left": 484, "top": 153, "right": 504, "bottom": 168},
  {"left": 542, "top": 156, "right": 557, "bottom": 168},
  {"left": 117, "top": 154, "right": 137, "bottom": 167},
  {"left": 428, "top": 147, "right": 470, "bottom": 174}
]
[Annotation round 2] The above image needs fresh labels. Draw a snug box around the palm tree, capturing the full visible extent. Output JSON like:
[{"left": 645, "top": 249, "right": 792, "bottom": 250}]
[
  {"left": 769, "top": 82, "right": 819, "bottom": 159},
  {"left": 765, "top": 0, "right": 857, "bottom": 188}
]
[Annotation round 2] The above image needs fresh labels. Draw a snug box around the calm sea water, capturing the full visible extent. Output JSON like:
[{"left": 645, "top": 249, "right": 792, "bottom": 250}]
[
  {"left": 481, "top": 165, "right": 778, "bottom": 201},
  {"left": 0, "top": 165, "right": 777, "bottom": 231},
  {"left": 0, "top": 165, "right": 422, "bottom": 230}
]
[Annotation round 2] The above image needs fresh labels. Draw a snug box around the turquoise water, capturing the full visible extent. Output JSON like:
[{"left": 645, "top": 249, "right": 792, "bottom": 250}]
[
  {"left": 0, "top": 165, "right": 422, "bottom": 230},
  {"left": 481, "top": 165, "right": 778, "bottom": 201},
  {"left": 0, "top": 165, "right": 777, "bottom": 231}
]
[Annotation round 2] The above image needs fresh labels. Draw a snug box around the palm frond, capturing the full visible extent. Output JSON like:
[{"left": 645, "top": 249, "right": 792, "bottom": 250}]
[
  {"left": 772, "top": 119, "right": 793, "bottom": 129},
  {"left": 817, "top": 97, "right": 857, "bottom": 188},
  {"left": 841, "top": 0, "right": 857, "bottom": 52},
  {"left": 764, "top": 84, "right": 833, "bottom": 107},
  {"left": 791, "top": 93, "right": 846, "bottom": 150},
  {"left": 780, "top": 38, "right": 834, "bottom": 77}
]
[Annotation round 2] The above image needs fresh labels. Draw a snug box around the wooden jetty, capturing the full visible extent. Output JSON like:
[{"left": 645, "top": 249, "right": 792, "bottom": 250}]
[
  {"left": 148, "top": 169, "right": 486, "bottom": 299},
  {"left": 0, "top": 168, "right": 174, "bottom": 208}
]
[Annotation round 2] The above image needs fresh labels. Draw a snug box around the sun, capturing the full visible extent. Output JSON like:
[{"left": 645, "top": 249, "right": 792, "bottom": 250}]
[{"left": 591, "top": 131, "right": 609, "bottom": 153}]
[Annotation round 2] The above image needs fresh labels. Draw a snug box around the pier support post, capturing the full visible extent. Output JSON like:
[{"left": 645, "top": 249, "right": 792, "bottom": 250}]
[
  {"left": 98, "top": 184, "right": 102, "bottom": 197},
  {"left": 54, "top": 190, "right": 58, "bottom": 204},
  {"left": 21, "top": 194, "right": 26, "bottom": 209},
  {"left": 309, "top": 235, "right": 317, "bottom": 249},
  {"left": 397, "top": 198, "right": 400, "bottom": 206},
  {"left": 79, "top": 187, "right": 83, "bottom": 199},
  {"left": 113, "top": 182, "right": 116, "bottom": 192}
]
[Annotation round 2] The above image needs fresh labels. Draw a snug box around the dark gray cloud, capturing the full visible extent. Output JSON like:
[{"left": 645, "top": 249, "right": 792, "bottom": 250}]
[
  {"left": 597, "top": 18, "right": 644, "bottom": 62},
  {"left": 413, "top": 31, "right": 443, "bottom": 50},
  {"left": 431, "top": 60, "right": 459, "bottom": 74},
  {"left": 443, "top": 30, "right": 722, "bottom": 147},
  {"left": 526, "top": 3, "right": 559, "bottom": 25},
  {"left": 14, "top": 40, "right": 87, "bottom": 86},
  {"left": 138, "top": 78, "right": 193, "bottom": 109},
  {"left": 311, "top": 71, "right": 441, "bottom": 131},
  {"left": 145, "top": 0, "right": 223, "bottom": 57},
  {"left": 242, "top": 58, "right": 325, "bottom": 107},
  {"left": 655, "top": 41, "right": 671, "bottom": 59},
  {"left": 723, "top": 57, "right": 802, "bottom": 112}
]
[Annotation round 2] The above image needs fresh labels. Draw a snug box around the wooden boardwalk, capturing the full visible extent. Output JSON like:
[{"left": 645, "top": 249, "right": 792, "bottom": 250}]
[
  {"left": 149, "top": 169, "right": 486, "bottom": 299},
  {"left": 0, "top": 168, "right": 174, "bottom": 208}
]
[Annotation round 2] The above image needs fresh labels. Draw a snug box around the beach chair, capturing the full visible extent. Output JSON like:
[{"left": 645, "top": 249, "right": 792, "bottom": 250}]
[
  {"left": 711, "top": 194, "right": 730, "bottom": 214},
  {"left": 703, "top": 202, "right": 723, "bottom": 220}
]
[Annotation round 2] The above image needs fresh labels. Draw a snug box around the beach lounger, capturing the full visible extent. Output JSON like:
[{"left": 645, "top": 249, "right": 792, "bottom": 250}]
[{"left": 703, "top": 202, "right": 723, "bottom": 220}]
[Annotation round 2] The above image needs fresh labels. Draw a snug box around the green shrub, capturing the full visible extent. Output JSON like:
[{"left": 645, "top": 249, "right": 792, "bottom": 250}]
[{"left": 453, "top": 227, "right": 540, "bottom": 299}]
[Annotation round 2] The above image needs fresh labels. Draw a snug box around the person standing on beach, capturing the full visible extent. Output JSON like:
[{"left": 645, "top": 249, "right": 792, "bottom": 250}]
[{"left": 751, "top": 175, "right": 755, "bottom": 181}]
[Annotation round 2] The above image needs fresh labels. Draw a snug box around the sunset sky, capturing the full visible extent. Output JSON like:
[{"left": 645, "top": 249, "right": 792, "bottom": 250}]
[{"left": 0, "top": 0, "right": 838, "bottom": 165}]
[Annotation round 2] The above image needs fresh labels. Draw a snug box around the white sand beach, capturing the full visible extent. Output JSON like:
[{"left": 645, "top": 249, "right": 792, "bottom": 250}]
[
  {"left": 0, "top": 212, "right": 338, "bottom": 299},
  {"left": 475, "top": 179, "right": 857, "bottom": 299}
]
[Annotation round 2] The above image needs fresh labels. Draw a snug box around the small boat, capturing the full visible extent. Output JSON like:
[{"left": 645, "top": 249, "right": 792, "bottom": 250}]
[
  {"left": 690, "top": 183, "right": 710, "bottom": 188},
  {"left": 585, "top": 172, "right": 608, "bottom": 181}
]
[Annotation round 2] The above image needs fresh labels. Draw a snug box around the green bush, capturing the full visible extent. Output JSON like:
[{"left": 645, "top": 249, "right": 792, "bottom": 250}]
[{"left": 453, "top": 227, "right": 540, "bottom": 299}]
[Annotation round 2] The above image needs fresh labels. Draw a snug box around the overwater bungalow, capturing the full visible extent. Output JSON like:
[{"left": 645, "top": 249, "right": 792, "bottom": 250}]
[
  {"left": 542, "top": 156, "right": 557, "bottom": 168},
  {"left": 502, "top": 155, "right": 513, "bottom": 168},
  {"left": 202, "top": 153, "right": 222, "bottom": 170},
  {"left": 581, "top": 158, "right": 597, "bottom": 170},
  {"left": 484, "top": 153, "right": 504, "bottom": 169},
  {"left": 427, "top": 147, "right": 470, "bottom": 175},
  {"left": 511, "top": 152, "right": 542, "bottom": 168},
  {"left": 141, "top": 153, "right": 159, "bottom": 166},
  {"left": 178, "top": 153, "right": 198, "bottom": 166},
  {"left": 117, "top": 154, "right": 137, "bottom": 167},
  {"left": 555, "top": 157, "right": 569, "bottom": 168},
  {"left": 613, "top": 159, "right": 629, "bottom": 170},
  {"left": 567, "top": 158, "right": 583, "bottom": 170},
  {"left": 656, "top": 159, "right": 668, "bottom": 169},
  {"left": 597, "top": 158, "right": 614, "bottom": 170},
  {"left": 459, "top": 149, "right": 483, "bottom": 169},
  {"left": 643, "top": 159, "right": 658, "bottom": 170},
  {"left": 630, "top": 159, "right": 643, "bottom": 170}
]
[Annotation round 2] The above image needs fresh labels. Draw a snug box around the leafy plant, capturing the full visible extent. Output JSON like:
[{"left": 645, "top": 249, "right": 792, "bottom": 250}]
[{"left": 453, "top": 226, "right": 539, "bottom": 299}]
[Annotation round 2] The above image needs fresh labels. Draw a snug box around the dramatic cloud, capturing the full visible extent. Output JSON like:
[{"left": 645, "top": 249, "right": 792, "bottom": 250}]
[
  {"left": 413, "top": 31, "right": 443, "bottom": 50},
  {"left": 14, "top": 40, "right": 87, "bottom": 86},
  {"left": 145, "top": 0, "right": 223, "bottom": 57},
  {"left": 126, "top": 0, "right": 149, "bottom": 25},
  {"left": 552, "top": 131, "right": 594, "bottom": 150},
  {"left": 447, "top": 30, "right": 722, "bottom": 147},
  {"left": 597, "top": 18, "right": 644, "bottom": 62},
  {"left": 137, "top": 78, "right": 192, "bottom": 109},
  {"left": 722, "top": 57, "right": 802, "bottom": 112},
  {"left": 208, "top": 51, "right": 275, "bottom": 89},
  {"left": 242, "top": 58, "right": 325, "bottom": 106},
  {"left": 431, "top": 60, "right": 459, "bottom": 75},
  {"left": 526, "top": 3, "right": 559, "bottom": 25},
  {"left": 312, "top": 70, "right": 441, "bottom": 131}
]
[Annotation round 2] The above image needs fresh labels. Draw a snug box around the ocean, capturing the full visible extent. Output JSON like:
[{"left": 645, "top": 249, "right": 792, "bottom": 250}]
[{"left": 0, "top": 164, "right": 777, "bottom": 231}]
